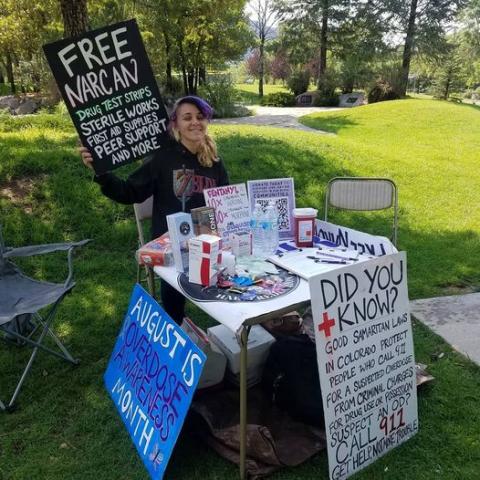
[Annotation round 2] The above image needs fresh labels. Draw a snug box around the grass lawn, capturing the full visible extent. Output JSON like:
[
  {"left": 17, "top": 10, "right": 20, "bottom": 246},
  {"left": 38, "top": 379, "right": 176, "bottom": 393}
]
[
  {"left": 1, "top": 98, "right": 480, "bottom": 479},
  {"left": 235, "top": 82, "right": 289, "bottom": 104}
]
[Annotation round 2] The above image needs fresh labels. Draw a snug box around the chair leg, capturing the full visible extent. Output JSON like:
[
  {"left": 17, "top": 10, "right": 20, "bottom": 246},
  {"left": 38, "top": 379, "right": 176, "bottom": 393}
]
[
  {"left": 34, "top": 313, "right": 78, "bottom": 364},
  {"left": 146, "top": 266, "right": 156, "bottom": 299},
  {"left": 2, "top": 299, "right": 78, "bottom": 410},
  {"left": 6, "top": 307, "right": 55, "bottom": 409},
  {"left": 8, "top": 340, "right": 42, "bottom": 408}
]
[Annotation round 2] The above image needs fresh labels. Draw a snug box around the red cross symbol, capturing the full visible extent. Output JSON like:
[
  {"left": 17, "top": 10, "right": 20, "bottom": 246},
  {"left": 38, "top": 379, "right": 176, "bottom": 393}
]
[{"left": 318, "top": 312, "right": 336, "bottom": 338}]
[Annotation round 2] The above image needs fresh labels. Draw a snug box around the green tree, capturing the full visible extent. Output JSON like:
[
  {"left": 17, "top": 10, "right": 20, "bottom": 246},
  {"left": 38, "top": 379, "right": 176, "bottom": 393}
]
[
  {"left": 333, "top": 1, "right": 388, "bottom": 92},
  {"left": 250, "top": 0, "right": 277, "bottom": 97},
  {"left": 387, "top": 0, "right": 468, "bottom": 95},
  {"left": 139, "top": 0, "right": 252, "bottom": 95},
  {"left": 0, "top": 0, "right": 61, "bottom": 93},
  {"left": 430, "top": 39, "right": 467, "bottom": 99},
  {"left": 276, "top": 0, "right": 350, "bottom": 88},
  {"left": 457, "top": 0, "right": 480, "bottom": 88}
]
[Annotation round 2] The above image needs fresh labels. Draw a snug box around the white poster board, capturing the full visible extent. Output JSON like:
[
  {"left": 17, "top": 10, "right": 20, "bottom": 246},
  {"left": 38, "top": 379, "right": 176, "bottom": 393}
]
[
  {"left": 315, "top": 220, "right": 397, "bottom": 256},
  {"left": 203, "top": 183, "right": 250, "bottom": 247},
  {"left": 247, "top": 178, "right": 296, "bottom": 240},
  {"left": 268, "top": 246, "right": 370, "bottom": 280},
  {"left": 309, "top": 252, "right": 418, "bottom": 480}
]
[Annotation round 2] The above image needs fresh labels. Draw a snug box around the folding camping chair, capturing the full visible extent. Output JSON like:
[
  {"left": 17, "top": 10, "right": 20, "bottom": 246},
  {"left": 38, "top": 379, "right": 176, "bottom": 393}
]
[
  {"left": 134, "top": 195, "right": 157, "bottom": 298},
  {"left": 0, "top": 225, "right": 90, "bottom": 411},
  {"left": 324, "top": 177, "right": 399, "bottom": 246}
]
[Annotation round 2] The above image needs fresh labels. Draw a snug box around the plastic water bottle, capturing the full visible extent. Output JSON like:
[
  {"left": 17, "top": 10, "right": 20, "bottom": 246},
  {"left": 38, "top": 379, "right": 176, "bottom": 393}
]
[
  {"left": 265, "top": 201, "right": 279, "bottom": 255},
  {"left": 250, "top": 202, "right": 266, "bottom": 258}
]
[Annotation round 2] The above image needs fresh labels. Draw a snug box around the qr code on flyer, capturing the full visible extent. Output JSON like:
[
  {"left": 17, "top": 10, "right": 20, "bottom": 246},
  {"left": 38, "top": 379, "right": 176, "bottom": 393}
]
[{"left": 258, "top": 197, "right": 290, "bottom": 232}]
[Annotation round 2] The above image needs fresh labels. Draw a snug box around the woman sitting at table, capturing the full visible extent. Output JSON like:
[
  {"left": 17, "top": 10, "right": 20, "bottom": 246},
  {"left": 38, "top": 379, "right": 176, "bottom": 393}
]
[{"left": 79, "top": 96, "right": 230, "bottom": 324}]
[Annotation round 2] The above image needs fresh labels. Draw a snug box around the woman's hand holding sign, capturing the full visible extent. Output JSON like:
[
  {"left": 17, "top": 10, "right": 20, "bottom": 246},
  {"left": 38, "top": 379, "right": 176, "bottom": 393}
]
[{"left": 78, "top": 145, "right": 94, "bottom": 170}]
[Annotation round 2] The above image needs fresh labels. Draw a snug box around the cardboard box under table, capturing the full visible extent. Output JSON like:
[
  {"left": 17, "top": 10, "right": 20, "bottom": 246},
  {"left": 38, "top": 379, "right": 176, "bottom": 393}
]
[
  {"left": 208, "top": 324, "right": 275, "bottom": 387},
  {"left": 154, "top": 220, "right": 397, "bottom": 480}
]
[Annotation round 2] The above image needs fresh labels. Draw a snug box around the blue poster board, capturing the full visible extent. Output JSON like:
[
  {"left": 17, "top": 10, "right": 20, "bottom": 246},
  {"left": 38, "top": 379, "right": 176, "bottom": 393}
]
[{"left": 104, "top": 284, "right": 206, "bottom": 479}]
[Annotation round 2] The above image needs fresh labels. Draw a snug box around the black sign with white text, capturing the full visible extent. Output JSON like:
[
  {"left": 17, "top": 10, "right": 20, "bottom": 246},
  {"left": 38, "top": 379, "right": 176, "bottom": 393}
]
[{"left": 43, "top": 19, "right": 170, "bottom": 174}]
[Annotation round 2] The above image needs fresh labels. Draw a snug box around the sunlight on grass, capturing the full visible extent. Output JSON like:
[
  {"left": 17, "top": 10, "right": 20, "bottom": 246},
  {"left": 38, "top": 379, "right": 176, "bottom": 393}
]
[{"left": 1, "top": 99, "right": 480, "bottom": 480}]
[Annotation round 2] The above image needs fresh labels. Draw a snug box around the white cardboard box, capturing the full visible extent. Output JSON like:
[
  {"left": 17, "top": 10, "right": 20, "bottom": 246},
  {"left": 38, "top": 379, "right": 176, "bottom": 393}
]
[
  {"left": 166, "top": 212, "right": 194, "bottom": 272},
  {"left": 230, "top": 231, "right": 252, "bottom": 257},
  {"left": 188, "top": 234, "right": 222, "bottom": 286},
  {"left": 207, "top": 324, "right": 275, "bottom": 375},
  {"left": 181, "top": 317, "right": 227, "bottom": 389}
]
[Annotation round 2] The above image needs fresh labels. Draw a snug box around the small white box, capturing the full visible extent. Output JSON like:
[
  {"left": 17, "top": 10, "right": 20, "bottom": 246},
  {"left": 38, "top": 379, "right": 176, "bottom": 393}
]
[
  {"left": 188, "top": 234, "right": 222, "bottom": 286},
  {"left": 230, "top": 231, "right": 252, "bottom": 257},
  {"left": 166, "top": 212, "right": 194, "bottom": 272},
  {"left": 181, "top": 317, "right": 227, "bottom": 389},
  {"left": 207, "top": 324, "right": 275, "bottom": 375}
]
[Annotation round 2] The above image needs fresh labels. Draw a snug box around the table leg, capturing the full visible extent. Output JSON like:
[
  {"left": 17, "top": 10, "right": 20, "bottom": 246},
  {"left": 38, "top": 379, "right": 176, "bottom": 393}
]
[{"left": 239, "top": 326, "right": 250, "bottom": 480}]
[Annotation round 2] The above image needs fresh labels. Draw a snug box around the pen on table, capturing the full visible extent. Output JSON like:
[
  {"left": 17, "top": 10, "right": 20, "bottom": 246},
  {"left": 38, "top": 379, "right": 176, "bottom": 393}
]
[
  {"left": 316, "top": 251, "right": 359, "bottom": 261},
  {"left": 306, "top": 256, "right": 347, "bottom": 264}
]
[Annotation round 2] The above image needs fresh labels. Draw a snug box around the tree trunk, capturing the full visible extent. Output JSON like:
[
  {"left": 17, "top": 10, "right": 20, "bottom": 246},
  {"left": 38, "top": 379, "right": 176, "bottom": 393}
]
[
  {"left": 444, "top": 69, "right": 452, "bottom": 100},
  {"left": 259, "top": 41, "right": 265, "bottom": 98},
  {"left": 187, "top": 68, "right": 196, "bottom": 94},
  {"left": 181, "top": 66, "right": 188, "bottom": 95},
  {"left": 194, "top": 68, "right": 199, "bottom": 92},
  {"left": 400, "top": 0, "right": 418, "bottom": 96},
  {"left": 5, "top": 52, "right": 15, "bottom": 94},
  {"left": 343, "top": 82, "right": 354, "bottom": 94},
  {"left": 166, "top": 60, "right": 173, "bottom": 92},
  {"left": 178, "top": 43, "right": 189, "bottom": 95},
  {"left": 163, "top": 29, "right": 173, "bottom": 92},
  {"left": 59, "top": 0, "right": 88, "bottom": 37},
  {"left": 316, "top": 4, "right": 329, "bottom": 91},
  {"left": 318, "top": 4, "right": 328, "bottom": 84},
  {"left": 199, "top": 66, "right": 206, "bottom": 85}
]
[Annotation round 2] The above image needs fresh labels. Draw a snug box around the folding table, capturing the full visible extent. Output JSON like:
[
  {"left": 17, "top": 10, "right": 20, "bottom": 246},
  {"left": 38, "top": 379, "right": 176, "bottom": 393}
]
[
  {"left": 154, "top": 222, "right": 397, "bottom": 478},
  {"left": 155, "top": 264, "right": 311, "bottom": 479}
]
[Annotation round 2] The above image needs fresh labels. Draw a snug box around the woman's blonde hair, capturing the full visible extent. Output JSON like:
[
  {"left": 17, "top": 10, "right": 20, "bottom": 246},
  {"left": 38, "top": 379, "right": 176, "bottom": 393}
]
[{"left": 169, "top": 96, "right": 219, "bottom": 167}]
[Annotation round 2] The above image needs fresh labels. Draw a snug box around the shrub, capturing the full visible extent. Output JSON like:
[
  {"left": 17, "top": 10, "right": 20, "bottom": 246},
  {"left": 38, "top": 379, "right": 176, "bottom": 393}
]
[
  {"left": 198, "top": 76, "right": 240, "bottom": 118},
  {"left": 260, "top": 92, "right": 296, "bottom": 107},
  {"left": 448, "top": 95, "right": 463, "bottom": 103},
  {"left": 287, "top": 70, "right": 310, "bottom": 96},
  {"left": 158, "top": 75, "right": 183, "bottom": 108},
  {"left": 313, "top": 94, "right": 339, "bottom": 107},
  {"left": 317, "top": 70, "right": 338, "bottom": 98},
  {"left": 367, "top": 80, "right": 401, "bottom": 103}
]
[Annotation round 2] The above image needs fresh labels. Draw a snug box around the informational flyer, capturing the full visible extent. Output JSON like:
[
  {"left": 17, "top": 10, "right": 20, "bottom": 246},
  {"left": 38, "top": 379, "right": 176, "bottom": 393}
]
[
  {"left": 104, "top": 285, "right": 206, "bottom": 479},
  {"left": 309, "top": 252, "right": 418, "bottom": 480},
  {"left": 247, "top": 178, "right": 296, "bottom": 240},
  {"left": 43, "top": 19, "right": 170, "bottom": 174},
  {"left": 203, "top": 183, "right": 250, "bottom": 247}
]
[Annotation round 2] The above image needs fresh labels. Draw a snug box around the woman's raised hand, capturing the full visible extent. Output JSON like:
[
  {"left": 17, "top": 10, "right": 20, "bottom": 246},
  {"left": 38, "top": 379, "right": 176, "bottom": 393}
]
[{"left": 78, "top": 145, "right": 94, "bottom": 171}]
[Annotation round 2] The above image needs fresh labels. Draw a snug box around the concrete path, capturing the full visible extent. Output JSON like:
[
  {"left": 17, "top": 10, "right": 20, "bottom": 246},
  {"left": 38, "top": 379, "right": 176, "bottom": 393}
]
[
  {"left": 411, "top": 293, "right": 480, "bottom": 365},
  {"left": 213, "top": 106, "right": 342, "bottom": 134}
]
